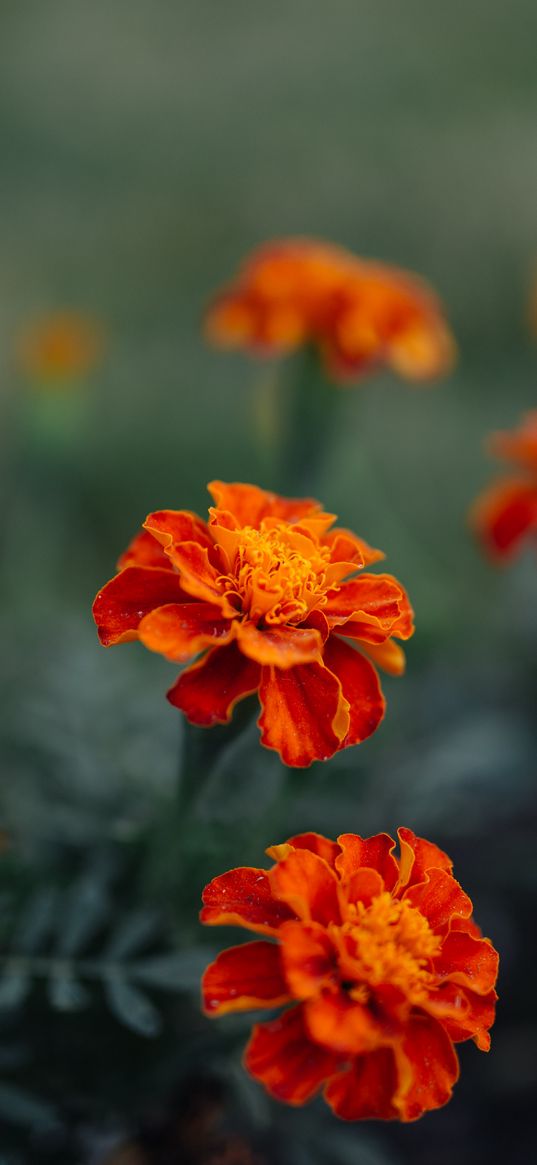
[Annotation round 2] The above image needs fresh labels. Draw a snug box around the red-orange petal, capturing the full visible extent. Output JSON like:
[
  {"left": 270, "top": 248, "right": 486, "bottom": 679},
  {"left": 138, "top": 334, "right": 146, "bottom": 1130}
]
[
  {"left": 257, "top": 660, "right": 349, "bottom": 767},
  {"left": 269, "top": 848, "right": 341, "bottom": 927},
  {"left": 278, "top": 920, "right": 338, "bottom": 999},
  {"left": 335, "top": 832, "right": 399, "bottom": 893},
  {"left": 283, "top": 832, "right": 341, "bottom": 869},
  {"left": 360, "top": 639, "right": 407, "bottom": 676},
  {"left": 207, "top": 480, "right": 320, "bottom": 527},
  {"left": 323, "top": 526, "right": 385, "bottom": 567},
  {"left": 93, "top": 567, "right": 186, "bottom": 646},
  {"left": 304, "top": 990, "right": 379, "bottom": 1056},
  {"left": 236, "top": 623, "right": 322, "bottom": 668},
  {"left": 397, "top": 827, "right": 453, "bottom": 889},
  {"left": 471, "top": 476, "right": 537, "bottom": 559},
  {"left": 244, "top": 1006, "right": 339, "bottom": 1105},
  {"left": 201, "top": 867, "right": 297, "bottom": 935},
  {"left": 324, "top": 1049, "right": 398, "bottom": 1121},
  {"left": 168, "top": 642, "right": 260, "bottom": 726},
  {"left": 392, "top": 1015, "right": 460, "bottom": 1121},
  {"left": 138, "top": 602, "right": 234, "bottom": 662},
  {"left": 144, "top": 509, "right": 213, "bottom": 550},
  {"left": 165, "top": 541, "right": 231, "bottom": 610},
  {"left": 325, "top": 575, "right": 404, "bottom": 630},
  {"left": 433, "top": 931, "right": 499, "bottom": 995},
  {"left": 117, "top": 529, "right": 172, "bottom": 571},
  {"left": 403, "top": 869, "right": 472, "bottom": 934},
  {"left": 323, "top": 636, "right": 385, "bottom": 748},
  {"left": 434, "top": 982, "right": 497, "bottom": 1050},
  {"left": 202, "top": 941, "right": 290, "bottom": 1016}
]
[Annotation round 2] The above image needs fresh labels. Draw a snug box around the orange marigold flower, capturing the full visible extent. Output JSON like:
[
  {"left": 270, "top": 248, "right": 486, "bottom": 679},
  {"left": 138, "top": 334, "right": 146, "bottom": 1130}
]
[
  {"left": 201, "top": 828, "right": 498, "bottom": 1122},
  {"left": 470, "top": 410, "right": 537, "bottom": 560},
  {"left": 93, "top": 482, "right": 413, "bottom": 767},
  {"left": 205, "top": 239, "right": 455, "bottom": 384},
  {"left": 16, "top": 311, "right": 104, "bottom": 385}
]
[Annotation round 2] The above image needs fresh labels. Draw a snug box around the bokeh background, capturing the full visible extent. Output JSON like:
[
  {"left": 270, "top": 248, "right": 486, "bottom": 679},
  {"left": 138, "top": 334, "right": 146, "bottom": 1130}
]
[{"left": 1, "top": 2, "right": 537, "bottom": 1162}]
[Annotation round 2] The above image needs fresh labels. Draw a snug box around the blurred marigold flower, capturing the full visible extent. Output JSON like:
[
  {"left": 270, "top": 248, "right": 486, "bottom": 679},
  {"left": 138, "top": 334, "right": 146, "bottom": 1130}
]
[
  {"left": 93, "top": 482, "right": 413, "bottom": 767},
  {"left": 16, "top": 311, "right": 104, "bottom": 385},
  {"left": 470, "top": 410, "right": 537, "bottom": 560},
  {"left": 205, "top": 239, "right": 455, "bottom": 384},
  {"left": 201, "top": 828, "right": 498, "bottom": 1122}
]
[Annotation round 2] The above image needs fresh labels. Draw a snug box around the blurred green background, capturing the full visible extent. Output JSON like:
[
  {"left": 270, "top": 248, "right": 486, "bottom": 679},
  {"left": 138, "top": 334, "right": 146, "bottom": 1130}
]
[{"left": 1, "top": 2, "right": 536, "bottom": 1163}]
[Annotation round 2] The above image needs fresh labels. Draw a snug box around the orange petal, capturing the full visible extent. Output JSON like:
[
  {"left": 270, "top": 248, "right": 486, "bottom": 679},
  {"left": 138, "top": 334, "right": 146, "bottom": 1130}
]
[
  {"left": 323, "top": 636, "right": 385, "bottom": 747},
  {"left": 207, "top": 480, "right": 320, "bottom": 527},
  {"left": 244, "top": 1006, "right": 339, "bottom": 1105},
  {"left": 201, "top": 867, "right": 296, "bottom": 935},
  {"left": 269, "top": 848, "right": 341, "bottom": 926},
  {"left": 93, "top": 567, "right": 185, "bottom": 646},
  {"left": 324, "top": 526, "right": 385, "bottom": 567},
  {"left": 236, "top": 623, "right": 322, "bottom": 668},
  {"left": 403, "top": 869, "right": 472, "bottom": 934},
  {"left": 281, "top": 832, "right": 340, "bottom": 869},
  {"left": 470, "top": 476, "right": 537, "bottom": 560},
  {"left": 397, "top": 827, "right": 453, "bottom": 889},
  {"left": 489, "top": 411, "right": 537, "bottom": 471},
  {"left": 360, "top": 639, "right": 407, "bottom": 676},
  {"left": 168, "top": 642, "right": 260, "bottom": 726},
  {"left": 335, "top": 833, "right": 399, "bottom": 893},
  {"left": 117, "top": 529, "right": 172, "bottom": 571},
  {"left": 202, "top": 941, "right": 290, "bottom": 1016},
  {"left": 325, "top": 575, "right": 404, "bottom": 628},
  {"left": 139, "top": 602, "right": 235, "bottom": 662},
  {"left": 433, "top": 982, "right": 497, "bottom": 1050},
  {"left": 278, "top": 921, "right": 338, "bottom": 999},
  {"left": 305, "top": 990, "right": 379, "bottom": 1056},
  {"left": 433, "top": 931, "right": 499, "bottom": 996},
  {"left": 392, "top": 1015, "right": 460, "bottom": 1121},
  {"left": 143, "top": 509, "right": 213, "bottom": 550},
  {"left": 258, "top": 661, "right": 349, "bottom": 767},
  {"left": 165, "top": 541, "right": 232, "bottom": 611},
  {"left": 324, "top": 1048, "right": 398, "bottom": 1121}
]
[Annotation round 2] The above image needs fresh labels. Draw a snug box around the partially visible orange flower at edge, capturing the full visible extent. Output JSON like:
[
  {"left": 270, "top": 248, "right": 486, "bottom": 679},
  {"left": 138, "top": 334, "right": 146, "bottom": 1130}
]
[
  {"left": 16, "top": 311, "right": 104, "bottom": 385},
  {"left": 201, "top": 828, "right": 499, "bottom": 1122},
  {"left": 93, "top": 481, "right": 414, "bottom": 767},
  {"left": 205, "top": 239, "right": 456, "bottom": 385},
  {"left": 470, "top": 410, "right": 537, "bottom": 560}
]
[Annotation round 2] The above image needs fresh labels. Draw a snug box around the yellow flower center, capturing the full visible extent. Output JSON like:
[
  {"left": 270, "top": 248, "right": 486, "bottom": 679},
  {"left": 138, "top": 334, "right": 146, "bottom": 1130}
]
[
  {"left": 222, "top": 524, "right": 331, "bottom": 626},
  {"left": 342, "top": 893, "right": 442, "bottom": 1003}
]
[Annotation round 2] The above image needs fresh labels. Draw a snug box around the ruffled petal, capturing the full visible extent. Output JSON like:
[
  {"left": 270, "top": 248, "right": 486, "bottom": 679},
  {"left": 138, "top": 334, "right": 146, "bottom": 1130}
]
[
  {"left": 165, "top": 541, "right": 232, "bottom": 611},
  {"left": 167, "top": 642, "right": 260, "bottom": 726},
  {"left": 323, "top": 526, "right": 385, "bottom": 567},
  {"left": 278, "top": 832, "right": 341, "bottom": 869},
  {"left": 144, "top": 509, "right": 213, "bottom": 550},
  {"left": 433, "top": 982, "right": 497, "bottom": 1050},
  {"left": 236, "top": 623, "right": 322, "bottom": 668},
  {"left": 117, "top": 529, "right": 172, "bottom": 571},
  {"left": 403, "top": 869, "right": 472, "bottom": 934},
  {"left": 471, "top": 476, "right": 537, "bottom": 559},
  {"left": 324, "top": 1049, "right": 398, "bottom": 1120},
  {"left": 433, "top": 931, "right": 499, "bottom": 995},
  {"left": 397, "top": 827, "right": 453, "bottom": 889},
  {"left": 325, "top": 575, "right": 404, "bottom": 629},
  {"left": 208, "top": 481, "right": 320, "bottom": 527},
  {"left": 201, "top": 867, "right": 296, "bottom": 935},
  {"left": 304, "top": 990, "right": 379, "bottom": 1055},
  {"left": 269, "top": 848, "right": 341, "bottom": 927},
  {"left": 335, "top": 833, "right": 399, "bottom": 893},
  {"left": 244, "top": 1006, "right": 339, "bottom": 1105},
  {"left": 93, "top": 567, "right": 186, "bottom": 646},
  {"left": 323, "top": 636, "right": 385, "bottom": 747},
  {"left": 202, "top": 941, "right": 290, "bottom": 1016},
  {"left": 360, "top": 639, "right": 407, "bottom": 676},
  {"left": 139, "top": 602, "right": 235, "bottom": 662},
  {"left": 278, "top": 921, "right": 338, "bottom": 999},
  {"left": 392, "top": 1015, "right": 460, "bottom": 1121},
  {"left": 258, "top": 661, "right": 349, "bottom": 767}
]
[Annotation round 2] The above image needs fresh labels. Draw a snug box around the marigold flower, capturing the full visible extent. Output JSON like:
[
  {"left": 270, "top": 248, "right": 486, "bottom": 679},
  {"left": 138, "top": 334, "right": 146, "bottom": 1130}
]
[
  {"left": 201, "top": 828, "right": 498, "bottom": 1122},
  {"left": 205, "top": 239, "right": 455, "bottom": 384},
  {"left": 93, "top": 482, "right": 413, "bottom": 767},
  {"left": 16, "top": 311, "right": 104, "bottom": 385},
  {"left": 470, "top": 411, "right": 537, "bottom": 560}
]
